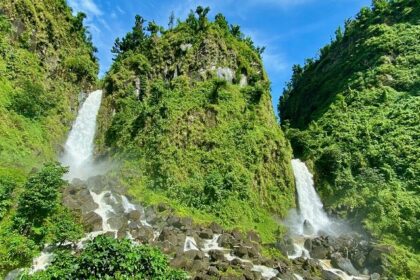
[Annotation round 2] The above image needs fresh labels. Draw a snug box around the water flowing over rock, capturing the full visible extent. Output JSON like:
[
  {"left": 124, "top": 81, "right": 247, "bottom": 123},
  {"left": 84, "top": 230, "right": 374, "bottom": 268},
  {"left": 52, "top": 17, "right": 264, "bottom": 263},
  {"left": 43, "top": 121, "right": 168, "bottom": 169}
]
[{"left": 60, "top": 90, "right": 103, "bottom": 180}]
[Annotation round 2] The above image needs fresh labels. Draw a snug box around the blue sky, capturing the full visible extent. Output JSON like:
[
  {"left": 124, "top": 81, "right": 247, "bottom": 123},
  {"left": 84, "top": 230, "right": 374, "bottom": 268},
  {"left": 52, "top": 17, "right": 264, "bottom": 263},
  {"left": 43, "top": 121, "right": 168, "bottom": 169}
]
[{"left": 68, "top": 0, "right": 371, "bottom": 112}]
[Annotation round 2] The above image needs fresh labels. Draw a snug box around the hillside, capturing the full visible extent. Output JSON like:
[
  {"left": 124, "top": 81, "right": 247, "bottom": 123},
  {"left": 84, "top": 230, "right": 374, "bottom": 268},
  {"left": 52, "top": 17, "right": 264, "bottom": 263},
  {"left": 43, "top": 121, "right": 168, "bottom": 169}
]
[
  {"left": 0, "top": 0, "right": 98, "bottom": 275},
  {"left": 279, "top": 0, "right": 419, "bottom": 278},
  {"left": 97, "top": 9, "right": 295, "bottom": 241}
]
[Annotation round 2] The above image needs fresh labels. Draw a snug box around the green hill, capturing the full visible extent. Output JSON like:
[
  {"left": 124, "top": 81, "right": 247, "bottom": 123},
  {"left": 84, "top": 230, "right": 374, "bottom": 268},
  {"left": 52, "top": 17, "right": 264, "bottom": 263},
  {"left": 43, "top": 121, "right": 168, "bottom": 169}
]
[
  {"left": 0, "top": 0, "right": 98, "bottom": 275},
  {"left": 97, "top": 9, "right": 295, "bottom": 241},
  {"left": 279, "top": 0, "right": 419, "bottom": 278}
]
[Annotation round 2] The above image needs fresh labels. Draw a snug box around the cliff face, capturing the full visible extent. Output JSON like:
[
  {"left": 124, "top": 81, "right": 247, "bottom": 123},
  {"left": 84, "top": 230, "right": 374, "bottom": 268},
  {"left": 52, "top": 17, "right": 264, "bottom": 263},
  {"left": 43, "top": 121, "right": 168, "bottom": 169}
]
[
  {"left": 97, "top": 12, "right": 295, "bottom": 237},
  {"left": 279, "top": 0, "right": 419, "bottom": 277},
  {"left": 0, "top": 0, "right": 98, "bottom": 172}
]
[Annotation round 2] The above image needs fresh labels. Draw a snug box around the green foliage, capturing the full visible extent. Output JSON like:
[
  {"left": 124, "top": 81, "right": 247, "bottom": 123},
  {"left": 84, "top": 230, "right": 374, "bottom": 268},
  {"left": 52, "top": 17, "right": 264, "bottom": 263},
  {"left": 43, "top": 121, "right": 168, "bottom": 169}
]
[
  {"left": 9, "top": 80, "right": 57, "bottom": 119},
  {"left": 25, "top": 235, "right": 188, "bottom": 280},
  {"left": 44, "top": 208, "right": 83, "bottom": 245},
  {"left": 98, "top": 11, "right": 294, "bottom": 242},
  {"left": 0, "top": 176, "right": 15, "bottom": 220},
  {"left": 0, "top": 230, "right": 37, "bottom": 276},
  {"left": 13, "top": 163, "right": 67, "bottom": 239},
  {"left": 279, "top": 0, "right": 419, "bottom": 278}
]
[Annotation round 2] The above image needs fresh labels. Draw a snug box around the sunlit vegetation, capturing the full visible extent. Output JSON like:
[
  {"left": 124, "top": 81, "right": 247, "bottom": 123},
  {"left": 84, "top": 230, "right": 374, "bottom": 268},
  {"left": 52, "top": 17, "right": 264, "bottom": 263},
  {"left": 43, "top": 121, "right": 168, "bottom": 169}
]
[
  {"left": 279, "top": 0, "right": 420, "bottom": 278},
  {"left": 97, "top": 7, "right": 295, "bottom": 242}
]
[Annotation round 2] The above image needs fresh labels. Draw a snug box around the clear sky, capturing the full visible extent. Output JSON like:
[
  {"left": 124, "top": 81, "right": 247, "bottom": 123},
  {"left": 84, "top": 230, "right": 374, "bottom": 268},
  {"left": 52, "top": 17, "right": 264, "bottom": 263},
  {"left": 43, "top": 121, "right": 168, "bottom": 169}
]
[{"left": 68, "top": 0, "right": 372, "bottom": 113}]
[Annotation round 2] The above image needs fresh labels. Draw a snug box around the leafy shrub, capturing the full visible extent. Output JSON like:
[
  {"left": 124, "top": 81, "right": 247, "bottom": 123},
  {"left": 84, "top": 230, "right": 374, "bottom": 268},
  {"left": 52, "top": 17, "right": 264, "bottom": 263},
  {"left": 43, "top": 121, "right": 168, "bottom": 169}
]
[
  {"left": 13, "top": 163, "right": 67, "bottom": 240},
  {"left": 9, "top": 81, "right": 56, "bottom": 119},
  {"left": 0, "top": 176, "right": 15, "bottom": 220},
  {"left": 25, "top": 235, "right": 188, "bottom": 280}
]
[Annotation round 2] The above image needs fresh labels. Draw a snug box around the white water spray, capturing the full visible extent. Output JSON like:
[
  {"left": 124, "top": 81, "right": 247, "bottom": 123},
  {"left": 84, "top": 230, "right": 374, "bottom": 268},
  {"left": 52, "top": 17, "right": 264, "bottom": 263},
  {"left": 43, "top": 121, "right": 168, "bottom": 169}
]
[
  {"left": 289, "top": 159, "right": 331, "bottom": 235},
  {"left": 61, "top": 90, "right": 103, "bottom": 180}
]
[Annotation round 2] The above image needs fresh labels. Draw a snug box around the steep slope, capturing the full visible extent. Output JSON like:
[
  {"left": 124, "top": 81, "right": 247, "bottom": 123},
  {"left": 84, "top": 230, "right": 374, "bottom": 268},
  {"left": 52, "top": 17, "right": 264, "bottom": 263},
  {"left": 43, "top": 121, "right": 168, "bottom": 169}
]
[
  {"left": 97, "top": 10, "right": 295, "bottom": 241},
  {"left": 0, "top": 0, "right": 98, "bottom": 275},
  {"left": 279, "top": 0, "right": 419, "bottom": 278}
]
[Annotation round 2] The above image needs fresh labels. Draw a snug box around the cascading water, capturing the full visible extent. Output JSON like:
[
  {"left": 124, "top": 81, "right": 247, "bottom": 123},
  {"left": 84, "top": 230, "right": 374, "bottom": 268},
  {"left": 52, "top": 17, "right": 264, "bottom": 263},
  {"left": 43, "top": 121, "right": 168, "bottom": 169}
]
[
  {"left": 288, "top": 159, "right": 332, "bottom": 236},
  {"left": 60, "top": 90, "right": 103, "bottom": 180}
]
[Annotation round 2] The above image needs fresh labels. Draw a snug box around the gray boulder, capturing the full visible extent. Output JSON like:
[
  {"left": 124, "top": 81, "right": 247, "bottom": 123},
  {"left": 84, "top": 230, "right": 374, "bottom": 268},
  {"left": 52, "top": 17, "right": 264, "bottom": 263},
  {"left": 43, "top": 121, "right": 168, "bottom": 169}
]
[{"left": 331, "top": 252, "right": 359, "bottom": 276}]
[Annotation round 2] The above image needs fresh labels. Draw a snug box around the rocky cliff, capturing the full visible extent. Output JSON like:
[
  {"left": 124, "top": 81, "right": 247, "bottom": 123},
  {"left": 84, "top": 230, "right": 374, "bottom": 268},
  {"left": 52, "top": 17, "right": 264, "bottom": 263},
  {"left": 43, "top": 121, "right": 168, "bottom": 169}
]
[{"left": 97, "top": 10, "right": 295, "bottom": 241}]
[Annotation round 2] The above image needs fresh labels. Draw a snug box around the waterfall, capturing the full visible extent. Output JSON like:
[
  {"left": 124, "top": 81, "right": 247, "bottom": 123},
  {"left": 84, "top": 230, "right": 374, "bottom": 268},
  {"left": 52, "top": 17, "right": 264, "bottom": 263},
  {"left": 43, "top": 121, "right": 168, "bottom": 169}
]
[
  {"left": 290, "top": 159, "right": 331, "bottom": 235},
  {"left": 60, "top": 90, "right": 103, "bottom": 180}
]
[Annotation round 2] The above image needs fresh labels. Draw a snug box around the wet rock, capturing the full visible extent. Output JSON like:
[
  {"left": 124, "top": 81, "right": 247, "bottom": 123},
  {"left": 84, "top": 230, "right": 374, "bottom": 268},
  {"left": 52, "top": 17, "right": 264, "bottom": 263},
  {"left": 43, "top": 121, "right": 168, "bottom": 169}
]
[
  {"left": 366, "top": 245, "right": 393, "bottom": 268},
  {"left": 230, "top": 258, "right": 242, "bottom": 266},
  {"left": 370, "top": 273, "right": 381, "bottom": 280},
  {"left": 83, "top": 211, "right": 102, "bottom": 231},
  {"left": 219, "top": 233, "right": 235, "bottom": 248},
  {"left": 331, "top": 252, "right": 359, "bottom": 276},
  {"left": 303, "top": 220, "right": 315, "bottom": 235},
  {"left": 199, "top": 228, "right": 214, "bottom": 239},
  {"left": 127, "top": 209, "right": 141, "bottom": 221},
  {"left": 275, "top": 236, "right": 295, "bottom": 256},
  {"left": 209, "top": 249, "right": 225, "bottom": 262},
  {"left": 302, "top": 258, "right": 321, "bottom": 273},
  {"left": 322, "top": 270, "right": 342, "bottom": 280},
  {"left": 63, "top": 182, "right": 97, "bottom": 213},
  {"left": 108, "top": 215, "right": 128, "bottom": 231}
]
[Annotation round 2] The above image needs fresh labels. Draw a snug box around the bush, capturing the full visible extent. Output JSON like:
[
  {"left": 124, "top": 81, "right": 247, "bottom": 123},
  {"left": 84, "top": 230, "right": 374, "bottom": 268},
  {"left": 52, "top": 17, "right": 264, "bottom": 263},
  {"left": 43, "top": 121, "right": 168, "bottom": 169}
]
[
  {"left": 13, "top": 162, "right": 67, "bottom": 240},
  {"left": 25, "top": 235, "right": 188, "bottom": 279},
  {"left": 9, "top": 81, "right": 56, "bottom": 119}
]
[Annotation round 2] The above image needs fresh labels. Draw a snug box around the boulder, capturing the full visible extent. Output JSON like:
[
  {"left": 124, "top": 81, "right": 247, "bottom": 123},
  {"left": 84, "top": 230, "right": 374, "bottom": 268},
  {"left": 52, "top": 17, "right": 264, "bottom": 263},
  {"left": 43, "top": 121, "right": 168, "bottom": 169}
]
[
  {"left": 199, "top": 228, "right": 214, "bottom": 239},
  {"left": 209, "top": 222, "right": 223, "bottom": 234},
  {"left": 219, "top": 233, "right": 235, "bottom": 248},
  {"left": 83, "top": 211, "right": 102, "bottom": 231},
  {"left": 303, "top": 220, "right": 315, "bottom": 235},
  {"left": 209, "top": 249, "right": 225, "bottom": 262},
  {"left": 207, "top": 266, "right": 219, "bottom": 276},
  {"left": 331, "top": 252, "right": 359, "bottom": 276},
  {"left": 322, "top": 270, "right": 342, "bottom": 280}
]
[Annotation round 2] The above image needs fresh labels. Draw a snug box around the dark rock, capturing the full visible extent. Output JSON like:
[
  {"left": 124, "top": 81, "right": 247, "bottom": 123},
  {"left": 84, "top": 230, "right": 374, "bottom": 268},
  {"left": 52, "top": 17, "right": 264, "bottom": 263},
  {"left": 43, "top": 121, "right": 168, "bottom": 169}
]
[
  {"left": 127, "top": 210, "right": 141, "bottom": 221},
  {"left": 219, "top": 233, "right": 235, "bottom": 248},
  {"left": 231, "top": 258, "right": 242, "bottom": 266},
  {"left": 199, "top": 228, "right": 214, "bottom": 239},
  {"left": 231, "top": 229, "right": 244, "bottom": 242},
  {"left": 322, "top": 270, "right": 342, "bottom": 280},
  {"left": 183, "top": 250, "right": 205, "bottom": 260},
  {"left": 215, "top": 261, "right": 229, "bottom": 272},
  {"left": 233, "top": 246, "right": 249, "bottom": 258},
  {"left": 209, "top": 222, "right": 223, "bottom": 234},
  {"left": 157, "top": 203, "right": 169, "bottom": 212},
  {"left": 108, "top": 215, "right": 128, "bottom": 231},
  {"left": 331, "top": 252, "right": 359, "bottom": 276},
  {"left": 207, "top": 266, "right": 219, "bottom": 276},
  {"left": 209, "top": 249, "right": 225, "bottom": 262},
  {"left": 302, "top": 258, "right": 321, "bottom": 273},
  {"left": 303, "top": 220, "right": 315, "bottom": 235},
  {"left": 275, "top": 237, "right": 295, "bottom": 256},
  {"left": 131, "top": 226, "right": 154, "bottom": 244},
  {"left": 83, "top": 211, "right": 102, "bottom": 231}
]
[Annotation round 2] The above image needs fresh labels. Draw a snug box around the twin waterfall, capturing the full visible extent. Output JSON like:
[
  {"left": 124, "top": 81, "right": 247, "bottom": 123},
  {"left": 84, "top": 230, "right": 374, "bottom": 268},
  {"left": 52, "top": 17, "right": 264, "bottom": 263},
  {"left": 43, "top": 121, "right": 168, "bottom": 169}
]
[{"left": 18, "top": 90, "right": 358, "bottom": 279}]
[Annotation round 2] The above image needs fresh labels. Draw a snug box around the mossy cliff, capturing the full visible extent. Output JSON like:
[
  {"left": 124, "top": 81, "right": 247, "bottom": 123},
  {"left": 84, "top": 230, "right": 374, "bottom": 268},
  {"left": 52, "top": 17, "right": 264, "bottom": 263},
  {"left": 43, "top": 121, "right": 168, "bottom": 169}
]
[
  {"left": 97, "top": 10, "right": 295, "bottom": 240},
  {"left": 279, "top": 0, "right": 419, "bottom": 278},
  {"left": 0, "top": 0, "right": 98, "bottom": 275}
]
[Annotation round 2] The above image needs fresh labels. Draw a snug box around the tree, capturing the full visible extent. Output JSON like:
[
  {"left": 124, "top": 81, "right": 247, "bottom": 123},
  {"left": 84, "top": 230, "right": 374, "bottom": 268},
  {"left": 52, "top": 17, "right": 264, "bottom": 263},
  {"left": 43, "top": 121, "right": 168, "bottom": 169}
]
[
  {"left": 168, "top": 11, "right": 175, "bottom": 30},
  {"left": 13, "top": 163, "right": 67, "bottom": 238},
  {"left": 147, "top": 21, "right": 160, "bottom": 36},
  {"left": 230, "top": 24, "right": 242, "bottom": 39},
  {"left": 215, "top": 13, "right": 229, "bottom": 31},
  {"left": 196, "top": 6, "right": 210, "bottom": 30}
]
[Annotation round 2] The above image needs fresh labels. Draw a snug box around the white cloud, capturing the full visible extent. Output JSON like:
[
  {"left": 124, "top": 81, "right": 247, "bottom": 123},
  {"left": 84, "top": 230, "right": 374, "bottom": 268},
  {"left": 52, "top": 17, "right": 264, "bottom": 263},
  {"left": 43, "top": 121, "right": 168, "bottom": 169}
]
[{"left": 67, "top": 0, "right": 102, "bottom": 17}]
